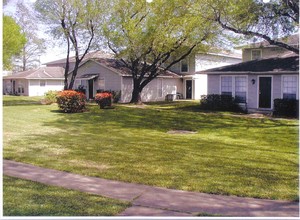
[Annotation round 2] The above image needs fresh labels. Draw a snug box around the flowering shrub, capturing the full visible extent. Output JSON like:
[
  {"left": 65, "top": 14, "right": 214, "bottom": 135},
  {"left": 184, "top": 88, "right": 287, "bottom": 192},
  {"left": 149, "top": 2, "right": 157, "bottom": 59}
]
[
  {"left": 43, "top": 90, "right": 59, "bottom": 105},
  {"left": 96, "top": 90, "right": 121, "bottom": 103},
  {"left": 56, "top": 90, "right": 86, "bottom": 113},
  {"left": 95, "top": 92, "right": 113, "bottom": 109}
]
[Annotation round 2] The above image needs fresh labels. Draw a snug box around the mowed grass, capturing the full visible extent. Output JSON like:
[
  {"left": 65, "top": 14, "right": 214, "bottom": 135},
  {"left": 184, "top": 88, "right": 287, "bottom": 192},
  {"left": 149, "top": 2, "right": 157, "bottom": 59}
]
[
  {"left": 3, "top": 96, "right": 299, "bottom": 201},
  {"left": 3, "top": 175, "right": 130, "bottom": 216}
]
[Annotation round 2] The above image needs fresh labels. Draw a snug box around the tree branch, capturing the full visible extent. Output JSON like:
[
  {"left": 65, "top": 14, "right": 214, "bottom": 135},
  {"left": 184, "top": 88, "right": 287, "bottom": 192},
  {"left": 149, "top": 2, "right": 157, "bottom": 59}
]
[{"left": 216, "top": 17, "right": 299, "bottom": 54}]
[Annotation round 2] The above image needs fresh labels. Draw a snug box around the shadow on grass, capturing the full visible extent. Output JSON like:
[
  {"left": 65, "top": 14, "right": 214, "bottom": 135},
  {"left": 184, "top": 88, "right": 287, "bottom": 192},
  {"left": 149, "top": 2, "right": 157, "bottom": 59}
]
[
  {"left": 45, "top": 104, "right": 298, "bottom": 134},
  {"left": 3, "top": 96, "right": 42, "bottom": 106},
  {"left": 4, "top": 101, "right": 298, "bottom": 201}
]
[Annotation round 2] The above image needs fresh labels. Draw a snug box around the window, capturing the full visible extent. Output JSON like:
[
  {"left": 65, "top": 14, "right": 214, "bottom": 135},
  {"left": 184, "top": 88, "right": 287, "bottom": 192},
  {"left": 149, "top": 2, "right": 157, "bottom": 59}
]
[
  {"left": 18, "top": 86, "right": 24, "bottom": 94},
  {"left": 221, "top": 76, "right": 232, "bottom": 96},
  {"left": 98, "top": 78, "right": 105, "bottom": 90},
  {"left": 235, "top": 77, "right": 247, "bottom": 103},
  {"left": 251, "top": 49, "right": 262, "bottom": 60},
  {"left": 74, "top": 80, "right": 82, "bottom": 89},
  {"left": 40, "top": 80, "right": 46, "bottom": 87},
  {"left": 221, "top": 76, "right": 247, "bottom": 103},
  {"left": 283, "top": 76, "right": 297, "bottom": 100},
  {"left": 158, "top": 78, "right": 163, "bottom": 97},
  {"left": 180, "top": 59, "right": 189, "bottom": 72}
]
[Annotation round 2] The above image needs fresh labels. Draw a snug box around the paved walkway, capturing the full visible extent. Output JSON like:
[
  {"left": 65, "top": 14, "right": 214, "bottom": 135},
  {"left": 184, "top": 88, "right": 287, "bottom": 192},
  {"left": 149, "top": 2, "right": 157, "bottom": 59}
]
[{"left": 3, "top": 160, "right": 299, "bottom": 217}]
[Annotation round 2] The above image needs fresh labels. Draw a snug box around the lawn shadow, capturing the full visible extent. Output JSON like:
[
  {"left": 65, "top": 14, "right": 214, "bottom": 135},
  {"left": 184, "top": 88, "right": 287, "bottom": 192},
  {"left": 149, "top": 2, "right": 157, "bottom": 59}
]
[{"left": 3, "top": 96, "right": 43, "bottom": 106}]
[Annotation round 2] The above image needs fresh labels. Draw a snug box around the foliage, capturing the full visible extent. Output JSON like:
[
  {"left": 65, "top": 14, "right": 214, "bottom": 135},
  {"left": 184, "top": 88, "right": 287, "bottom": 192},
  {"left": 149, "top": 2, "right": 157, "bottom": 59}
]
[
  {"left": 43, "top": 90, "right": 59, "bottom": 105},
  {"left": 273, "top": 98, "right": 299, "bottom": 118},
  {"left": 96, "top": 90, "right": 121, "bottom": 103},
  {"left": 206, "top": 0, "right": 299, "bottom": 53},
  {"left": 12, "top": 2, "right": 46, "bottom": 71},
  {"left": 56, "top": 90, "right": 86, "bottom": 113},
  {"left": 111, "top": 91, "right": 121, "bottom": 103},
  {"left": 199, "top": 94, "right": 245, "bottom": 113},
  {"left": 3, "top": 176, "right": 130, "bottom": 216},
  {"left": 3, "top": 15, "right": 26, "bottom": 70},
  {"left": 34, "top": 0, "right": 104, "bottom": 90},
  {"left": 103, "top": 0, "right": 220, "bottom": 103},
  {"left": 95, "top": 92, "right": 113, "bottom": 109},
  {"left": 3, "top": 96, "right": 299, "bottom": 201}
]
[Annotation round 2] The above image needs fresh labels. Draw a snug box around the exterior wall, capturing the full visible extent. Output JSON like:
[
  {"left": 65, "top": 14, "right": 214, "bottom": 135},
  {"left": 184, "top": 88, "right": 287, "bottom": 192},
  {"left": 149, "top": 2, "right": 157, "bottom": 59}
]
[
  {"left": 206, "top": 73, "right": 299, "bottom": 111},
  {"left": 28, "top": 79, "right": 64, "bottom": 96},
  {"left": 168, "top": 54, "right": 196, "bottom": 74},
  {"left": 195, "top": 54, "right": 241, "bottom": 71},
  {"left": 120, "top": 77, "right": 182, "bottom": 103},
  {"left": 3, "top": 79, "right": 28, "bottom": 96},
  {"left": 46, "top": 62, "right": 75, "bottom": 70},
  {"left": 3, "top": 79, "right": 63, "bottom": 96},
  {"left": 120, "top": 77, "right": 133, "bottom": 103},
  {"left": 193, "top": 74, "right": 207, "bottom": 99},
  {"left": 72, "top": 61, "right": 122, "bottom": 98},
  {"left": 207, "top": 75, "right": 220, "bottom": 95},
  {"left": 242, "top": 47, "right": 291, "bottom": 62}
]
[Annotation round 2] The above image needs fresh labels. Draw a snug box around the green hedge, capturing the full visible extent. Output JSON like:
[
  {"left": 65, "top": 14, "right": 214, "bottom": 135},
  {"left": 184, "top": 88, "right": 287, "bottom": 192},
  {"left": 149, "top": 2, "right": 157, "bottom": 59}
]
[
  {"left": 273, "top": 99, "right": 299, "bottom": 118},
  {"left": 200, "top": 94, "right": 246, "bottom": 113}
]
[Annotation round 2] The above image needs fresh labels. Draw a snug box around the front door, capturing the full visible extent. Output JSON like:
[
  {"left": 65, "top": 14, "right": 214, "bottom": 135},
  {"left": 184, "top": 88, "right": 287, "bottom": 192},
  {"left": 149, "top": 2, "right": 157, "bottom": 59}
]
[
  {"left": 88, "top": 79, "right": 94, "bottom": 99},
  {"left": 12, "top": 80, "right": 16, "bottom": 94},
  {"left": 259, "top": 77, "right": 272, "bottom": 108},
  {"left": 186, "top": 80, "right": 192, "bottom": 99}
]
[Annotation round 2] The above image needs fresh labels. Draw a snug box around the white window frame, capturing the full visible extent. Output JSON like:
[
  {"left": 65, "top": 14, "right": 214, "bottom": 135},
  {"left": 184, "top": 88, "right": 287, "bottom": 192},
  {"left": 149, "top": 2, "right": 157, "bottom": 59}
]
[
  {"left": 180, "top": 58, "right": 189, "bottom": 73},
  {"left": 220, "top": 75, "right": 248, "bottom": 103},
  {"left": 18, "top": 82, "right": 25, "bottom": 94},
  {"left": 251, "top": 49, "right": 262, "bottom": 60},
  {"left": 157, "top": 78, "right": 163, "bottom": 98},
  {"left": 281, "top": 75, "right": 298, "bottom": 100},
  {"left": 220, "top": 76, "right": 233, "bottom": 96},
  {"left": 98, "top": 77, "right": 105, "bottom": 90}
]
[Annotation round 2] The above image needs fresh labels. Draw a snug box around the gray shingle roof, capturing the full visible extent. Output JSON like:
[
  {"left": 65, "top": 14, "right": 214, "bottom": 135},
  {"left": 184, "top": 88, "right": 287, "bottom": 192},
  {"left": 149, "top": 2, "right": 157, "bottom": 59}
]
[
  {"left": 44, "top": 51, "right": 113, "bottom": 65},
  {"left": 82, "top": 58, "right": 181, "bottom": 78},
  {"left": 3, "top": 67, "right": 65, "bottom": 79},
  {"left": 198, "top": 56, "right": 299, "bottom": 74}
]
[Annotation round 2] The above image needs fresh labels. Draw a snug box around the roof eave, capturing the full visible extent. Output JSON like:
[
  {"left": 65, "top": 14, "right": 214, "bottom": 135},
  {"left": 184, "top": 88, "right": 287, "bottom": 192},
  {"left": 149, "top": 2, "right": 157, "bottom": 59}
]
[{"left": 198, "top": 71, "right": 299, "bottom": 75}]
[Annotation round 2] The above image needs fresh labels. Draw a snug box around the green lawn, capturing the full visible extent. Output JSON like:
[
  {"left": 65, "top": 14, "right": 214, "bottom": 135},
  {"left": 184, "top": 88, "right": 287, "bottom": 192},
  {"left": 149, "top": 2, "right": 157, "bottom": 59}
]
[
  {"left": 3, "top": 175, "right": 130, "bottom": 216},
  {"left": 3, "top": 95, "right": 299, "bottom": 201}
]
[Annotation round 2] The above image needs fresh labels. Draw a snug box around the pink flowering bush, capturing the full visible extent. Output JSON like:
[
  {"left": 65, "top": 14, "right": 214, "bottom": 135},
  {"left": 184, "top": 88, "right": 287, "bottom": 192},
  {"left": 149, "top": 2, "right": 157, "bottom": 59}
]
[
  {"left": 95, "top": 92, "right": 113, "bottom": 109},
  {"left": 56, "top": 90, "right": 86, "bottom": 113}
]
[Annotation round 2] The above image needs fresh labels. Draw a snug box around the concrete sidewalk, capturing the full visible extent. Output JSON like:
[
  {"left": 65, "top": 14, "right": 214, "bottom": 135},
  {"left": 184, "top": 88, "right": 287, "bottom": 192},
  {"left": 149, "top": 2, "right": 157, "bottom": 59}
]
[{"left": 3, "top": 160, "right": 299, "bottom": 217}]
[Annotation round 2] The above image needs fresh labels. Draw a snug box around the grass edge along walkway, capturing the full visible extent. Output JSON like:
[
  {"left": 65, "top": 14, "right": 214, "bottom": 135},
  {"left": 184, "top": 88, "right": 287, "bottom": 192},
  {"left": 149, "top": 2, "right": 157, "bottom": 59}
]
[{"left": 3, "top": 159, "right": 299, "bottom": 217}]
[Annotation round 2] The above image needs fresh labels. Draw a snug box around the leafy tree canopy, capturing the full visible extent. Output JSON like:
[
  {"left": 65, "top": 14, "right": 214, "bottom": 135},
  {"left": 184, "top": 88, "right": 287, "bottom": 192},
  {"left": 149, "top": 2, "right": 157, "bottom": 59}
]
[
  {"left": 13, "top": 2, "right": 46, "bottom": 71},
  {"left": 206, "top": 0, "right": 299, "bottom": 53},
  {"left": 35, "top": 0, "right": 104, "bottom": 89},
  {"left": 103, "top": 0, "right": 220, "bottom": 103},
  {"left": 3, "top": 15, "right": 26, "bottom": 70}
]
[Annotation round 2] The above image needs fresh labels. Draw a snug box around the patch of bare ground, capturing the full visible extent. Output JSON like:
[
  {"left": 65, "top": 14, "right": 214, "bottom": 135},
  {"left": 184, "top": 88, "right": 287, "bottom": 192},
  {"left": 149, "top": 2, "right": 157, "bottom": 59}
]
[{"left": 167, "top": 130, "right": 197, "bottom": 134}]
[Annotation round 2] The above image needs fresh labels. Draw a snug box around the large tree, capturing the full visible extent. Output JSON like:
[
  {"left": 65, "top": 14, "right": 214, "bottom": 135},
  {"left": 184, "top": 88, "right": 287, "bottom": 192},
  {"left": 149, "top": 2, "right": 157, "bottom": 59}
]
[
  {"left": 104, "top": 0, "right": 219, "bottom": 104},
  {"left": 14, "top": 2, "right": 46, "bottom": 71},
  {"left": 3, "top": 15, "right": 26, "bottom": 70},
  {"left": 207, "top": 0, "right": 299, "bottom": 53},
  {"left": 35, "top": 0, "right": 103, "bottom": 90}
]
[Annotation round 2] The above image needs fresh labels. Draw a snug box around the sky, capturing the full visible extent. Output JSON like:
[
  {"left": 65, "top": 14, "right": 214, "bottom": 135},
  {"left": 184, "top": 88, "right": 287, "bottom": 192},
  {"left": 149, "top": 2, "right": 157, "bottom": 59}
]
[{"left": 3, "top": 0, "right": 68, "bottom": 65}]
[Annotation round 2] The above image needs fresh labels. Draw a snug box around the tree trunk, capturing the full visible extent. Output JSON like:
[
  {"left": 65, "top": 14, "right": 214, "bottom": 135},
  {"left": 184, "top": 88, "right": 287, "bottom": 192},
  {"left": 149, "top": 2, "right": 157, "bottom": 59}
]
[
  {"left": 64, "top": 38, "right": 70, "bottom": 90},
  {"left": 130, "top": 87, "right": 143, "bottom": 104}
]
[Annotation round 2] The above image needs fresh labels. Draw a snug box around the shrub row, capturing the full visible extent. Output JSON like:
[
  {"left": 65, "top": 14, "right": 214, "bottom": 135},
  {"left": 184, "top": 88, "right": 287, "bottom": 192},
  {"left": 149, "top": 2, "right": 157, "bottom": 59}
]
[
  {"left": 273, "top": 99, "right": 299, "bottom": 118},
  {"left": 199, "top": 94, "right": 245, "bottom": 113}
]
